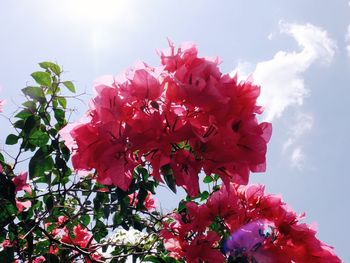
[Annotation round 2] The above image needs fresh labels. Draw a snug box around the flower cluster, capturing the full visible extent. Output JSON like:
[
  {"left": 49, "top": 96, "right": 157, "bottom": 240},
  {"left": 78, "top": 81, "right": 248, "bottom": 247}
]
[
  {"left": 46, "top": 216, "right": 101, "bottom": 261},
  {"left": 128, "top": 191, "right": 156, "bottom": 211},
  {"left": 61, "top": 42, "right": 271, "bottom": 196},
  {"left": 161, "top": 183, "right": 341, "bottom": 263}
]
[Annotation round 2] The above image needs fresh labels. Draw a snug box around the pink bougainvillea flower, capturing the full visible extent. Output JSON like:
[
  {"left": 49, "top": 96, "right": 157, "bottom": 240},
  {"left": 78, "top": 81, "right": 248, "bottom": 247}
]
[
  {"left": 12, "top": 171, "right": 32, "bottom": 195},
  {"left": 185, "top": 231, "right": 225, "bottom": 263},
  {"left": 161, "top": 213, "right": 224, "bottom": 263},
  {"left": 128, "top": 63, "right": 163, "bottom": 101},
  {"left": 60, "top": 224, "right": 92, "bottom": 248},
  {"left": 161, "top": 232, "right": 183, "bottom": 259},
  {"left": 32, "top": 256, "right": 46, "bottom": 263},
  {"left": 205, "top": 183, "right": 241, "bottom": 230},
  {"left": 16, "top": 200, "right": 31, "bottom": 212},
  {"left": 54, "top": 222, "right": 101, "bottom": 261},
  {"left": 1, "top": 239, "right": 12, "bottom": 249},
  {"left": 129, "top": 191, "right": 156, "bottom": 211},
  {"left": 185, "top": 201, "right": 211, "bottom": 232},
  {"left": 48, "top": 244, "right": 59, "bottom": 255},
  {"left": 170, "top": 150, "right": 201, "bottom": 197},
  {"left": 60, "top": 42, "right": 272, "bottom": 195},
  {"left": 158, "top": 40, "right": 198, "bottom": 73},
  {"left": 161, "top": 182, "right": 341, "bottom": 262}
]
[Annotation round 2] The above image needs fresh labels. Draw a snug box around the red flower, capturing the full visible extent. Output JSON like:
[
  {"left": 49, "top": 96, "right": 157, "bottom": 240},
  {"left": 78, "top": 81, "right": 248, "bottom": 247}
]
[
  {"left": 32, "top": 256, "right": 45, "bottom": 263},
  {"left": 61, "top": 42, "right": 272, "bottom": 195},
  {"left": 170, "top": 150, "right": 201, "bottom": 197},
  {"left": 127, "top": 63, "right": 163, "bottom": 101},
  {"left": 184, "top": 231, "right": 224, "bottom": 263},
  {"left": 1, "top": 239, "right": 12, "bottom": 249},
  {"left": 61, "top": 224, "right": 92, "bottom": 248},
  {"left": 162, "top": 182, "right": 341, "bottom": 262},
  {"left": 158, "top": 40, "right": 198, "bottom": 72},
  {"left": 12, "top": 171, "right": 32, "bottom": 194},
  {"left": 15, "top": 200, "right": 31, "bottom": 213},
  {"left": 129, "top": 191, "right": 156, "bottom": 211}
]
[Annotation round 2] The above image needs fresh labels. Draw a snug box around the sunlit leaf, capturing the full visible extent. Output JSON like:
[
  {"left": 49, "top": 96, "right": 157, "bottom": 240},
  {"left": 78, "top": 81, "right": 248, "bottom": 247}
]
[{"left": 31, "top": 71, "right": 52, "bottom": 86}]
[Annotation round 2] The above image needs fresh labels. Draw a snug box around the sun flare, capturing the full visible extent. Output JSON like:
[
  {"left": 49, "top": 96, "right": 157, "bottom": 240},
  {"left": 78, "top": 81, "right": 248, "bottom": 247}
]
[{"left": 58, "top": 0, "right": 130, "bottom": 25}]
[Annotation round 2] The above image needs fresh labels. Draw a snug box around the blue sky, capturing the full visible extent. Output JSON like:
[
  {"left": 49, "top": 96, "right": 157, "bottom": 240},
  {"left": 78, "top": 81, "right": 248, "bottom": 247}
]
[{"left": 0, "top": 0, "right": 349, "bottom": 261}]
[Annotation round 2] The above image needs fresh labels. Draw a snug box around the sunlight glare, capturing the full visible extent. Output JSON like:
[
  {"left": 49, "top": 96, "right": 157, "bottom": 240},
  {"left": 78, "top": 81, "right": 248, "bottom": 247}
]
[{"left": 58, "top": 0, "right": 131, "bottom": 26}]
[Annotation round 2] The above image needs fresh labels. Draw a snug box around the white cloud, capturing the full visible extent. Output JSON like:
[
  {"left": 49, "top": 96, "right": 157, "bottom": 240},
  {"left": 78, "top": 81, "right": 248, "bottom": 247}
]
[
  {"left": 234, "top": 22, "right": 336, "bottom": 168},
  {"left": 267, "top": 33, "right": 274, "bottom": 40},
  {"left": 253, "top": 22, "right": 336, "bottom": 122},
  {"left": 346, "top": 25, "right": 350, "bottom": 58},
  {"left": 291, "top": 147, "right": 304, "bottom": 169},
  {"left": 283, "top": 112, "right": 313, "bottom": 169},
  {"left": 235, "top": 22, "right": 336, "bottom": 122},
  {"left": 283, "top": 112, "right": 313, "bottom": 152}
]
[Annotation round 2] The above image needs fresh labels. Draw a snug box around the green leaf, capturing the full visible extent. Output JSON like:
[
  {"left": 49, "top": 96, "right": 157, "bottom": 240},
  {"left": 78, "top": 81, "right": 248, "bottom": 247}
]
[
  {"left": 22, "top": 101, "right": 37, "bottom": 111},
  {"left": 62, "top": 81, "right": 75, "bottom": 93},
  {"left": 44, "top": 195, "right": 54, "bottom": 212},
  {"left": 142, "top": 181, "right": 156, "bottom": 195},
  {"left": 136, "top": 188, "right": 148, "bottom": 210},
  {"left": 15, "top": 109, "right": 33, "bottom": 119},
  {"left": 144, "top": 256, "right": 161, "bottom": 263},
  {"left": 29, "top": 148, "right": 54, "bottom": 179},
  {"left": 23, "top": 115, "right": 39, "bottom": 135},
  {"left": 0, "top": 176, "right": 16, "bottom": 202},
  {"left": 33, "top": 173, "right": 51, "bottom": 184},
  {"left": 162, "top": 165, "right": 176, "bottom": 194},
  {"left": 31, "top": 71, "right": 52, "bottom": 86},
  {"left": 80, "top": 215, "right": 90, "bottom": 226},
  {"left": 54, "top": 108, "right": 65, "bottom": 125},
  {"left": 57, "top": 97, "right": 67, "bottom": 108},
  {"left": 136, "top": 166, "right": 149, "bottom": 181},
  {"left": 39, "top": 62, "right": 61, "bottom": 75},
  {"left": 22, "top": 86, "right": 46, "bottom": 102},
  {"left": 13, "top": 119, "right": 25, "bottom": 129},
  {"left": 0, "top": 201, "right": 16, "bottom": 227},
  {"left": 113, "top": 212, "right": 124, "bottom": 226},
  {"left": 144, "top": 256, "right": 179, "bottom": 263},
  {"left": 46, "top": 222, "right": 57, "bottom": 233},
  {"left": 93, "top": 220, "right": 108, "bottom": 242},
  {"left": 177, "top": 200, "right": 186, "bottom": 213},
  {"left": 5, "top": 134, "right": 19, "bottom": 145},
  {"left": 203, "top": 175, "right": 213, "bottom": 183},
  {"left": 29, "top": 130, "right": 49, "bottom": 147},
  {"left": 200, "top": 190, "right": 209, "bottom": 201},
  {"left": 163, "top": 256, "right": 180, "bottom": 263},
  {"left": 33, "top": 240, "right": 50, "bottom": 257},
  {"left": 130, "top": 214, "right": 144, "bottom": 231}
]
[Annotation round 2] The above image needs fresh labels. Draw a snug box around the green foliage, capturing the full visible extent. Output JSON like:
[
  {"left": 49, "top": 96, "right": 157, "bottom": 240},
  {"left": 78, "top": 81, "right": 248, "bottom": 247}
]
[
  {"left": 5, "top": 134, "right": 19, "bottom": 145},
  {"left": 162, "top": 165, "right": 177, "bottom": 194},
  {"left": 0, "top": 62, "right": 172, "bottom": 262},
  {"left": 62, "top": 81, "right": 76, "bottom": 93},
  {"left": 39, "top": 61, "right": 61, "bottom": 75},
  {"left": 31, "top": 71, "right": 52, "bottom": 87}
]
